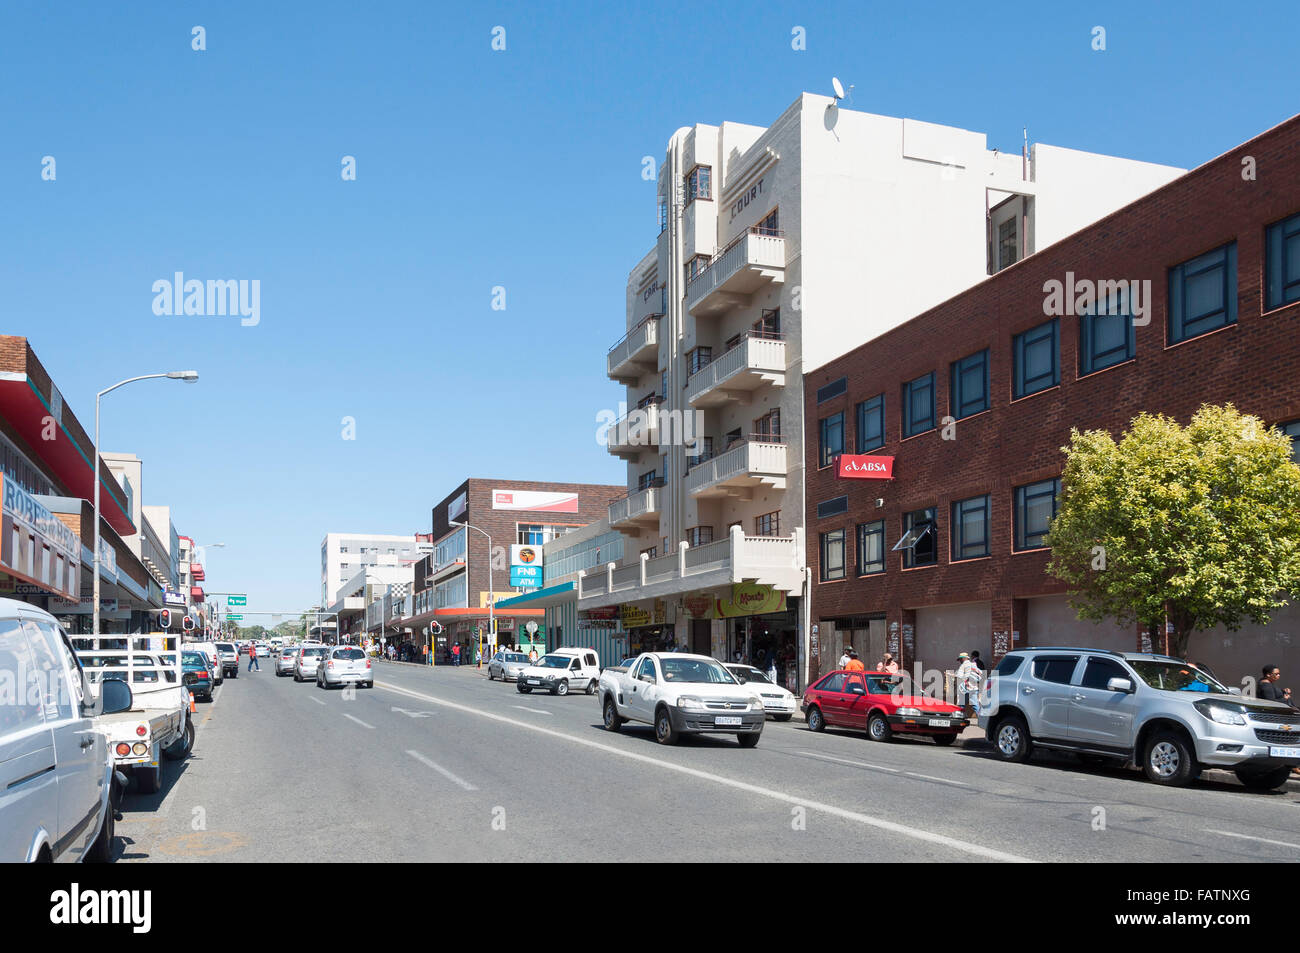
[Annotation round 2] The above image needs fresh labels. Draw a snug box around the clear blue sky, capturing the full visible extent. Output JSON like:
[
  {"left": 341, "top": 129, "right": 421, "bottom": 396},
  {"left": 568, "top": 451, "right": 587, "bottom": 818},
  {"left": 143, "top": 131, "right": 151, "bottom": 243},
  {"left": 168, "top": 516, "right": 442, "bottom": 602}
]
[{"left": 2, "top": 0, "right": 1295, "bottom": 615}]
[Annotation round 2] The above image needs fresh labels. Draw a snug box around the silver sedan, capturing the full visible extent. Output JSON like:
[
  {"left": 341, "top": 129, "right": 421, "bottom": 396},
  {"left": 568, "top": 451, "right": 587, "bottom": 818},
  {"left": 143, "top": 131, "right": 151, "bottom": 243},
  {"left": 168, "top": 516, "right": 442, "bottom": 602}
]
[
  {"left": 487, "top": 650, "right": 530, "bottom": 682},
  {"left": 276, "top": 646, "right": 300, "bottom": 677}
]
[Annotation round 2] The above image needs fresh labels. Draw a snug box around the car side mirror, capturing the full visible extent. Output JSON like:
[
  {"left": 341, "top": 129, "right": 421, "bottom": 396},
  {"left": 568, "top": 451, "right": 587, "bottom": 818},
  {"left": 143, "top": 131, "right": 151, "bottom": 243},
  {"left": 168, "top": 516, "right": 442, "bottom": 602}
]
[
  {"left": 639, "top": 673, "right": 654, "bottom": 683},
  {"left": 1227, "top": 686, "right": 1242, "bottom": 695},
  {"left": 98, "top": 679, "right": 134, "bottom": 715},
  {"left": 1106, "top": 677, "right": 1134, "bottom": 694}
]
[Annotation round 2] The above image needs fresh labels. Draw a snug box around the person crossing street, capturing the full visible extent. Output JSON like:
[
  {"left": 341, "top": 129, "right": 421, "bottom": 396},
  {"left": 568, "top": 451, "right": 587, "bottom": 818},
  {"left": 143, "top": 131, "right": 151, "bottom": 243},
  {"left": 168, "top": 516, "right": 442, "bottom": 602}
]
[{"left": 247, "top": 641, "right": 260, "bottom": 672}]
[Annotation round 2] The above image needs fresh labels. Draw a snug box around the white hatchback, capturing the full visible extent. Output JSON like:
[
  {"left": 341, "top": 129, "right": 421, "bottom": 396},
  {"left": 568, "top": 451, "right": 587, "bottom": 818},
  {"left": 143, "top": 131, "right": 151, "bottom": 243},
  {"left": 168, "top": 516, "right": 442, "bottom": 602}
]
[
  {"left": 317, "top": 646, "right": 373, "bottom": 689},
  {"left": 723, "top": 664, "right": 798, "bottom": 721},
  {"left": 294, "top": 645, "right": 329, "bottom": 682}
]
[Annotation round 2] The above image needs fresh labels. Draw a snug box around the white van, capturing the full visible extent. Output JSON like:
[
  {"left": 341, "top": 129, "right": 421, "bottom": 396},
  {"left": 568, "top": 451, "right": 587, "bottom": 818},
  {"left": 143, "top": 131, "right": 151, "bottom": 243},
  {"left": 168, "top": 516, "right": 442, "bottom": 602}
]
[{"left": 516, "top": 647, "right": 601, "bottom": 696}]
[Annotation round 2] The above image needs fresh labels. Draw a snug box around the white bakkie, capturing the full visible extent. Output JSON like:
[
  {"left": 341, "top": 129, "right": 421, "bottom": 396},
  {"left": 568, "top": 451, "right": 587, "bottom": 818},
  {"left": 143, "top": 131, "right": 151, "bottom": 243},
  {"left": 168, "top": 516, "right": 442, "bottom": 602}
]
[
  {"left": 598, "top": 652, "right": 766, "bottom": 747},
  {"left": 516, "top": 648, "right": 601, "bottom": 696}
]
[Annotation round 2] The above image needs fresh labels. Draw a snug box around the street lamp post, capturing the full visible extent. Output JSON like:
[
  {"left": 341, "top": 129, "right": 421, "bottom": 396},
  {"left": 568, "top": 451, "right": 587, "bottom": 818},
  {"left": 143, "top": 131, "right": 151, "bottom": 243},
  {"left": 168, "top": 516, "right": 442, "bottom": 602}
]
[
  {"left": 93, "top": 371, "right": 198, "bottom": 638},
  {"left": 450, "top": 520, "right": 493, "bottom": 659}
]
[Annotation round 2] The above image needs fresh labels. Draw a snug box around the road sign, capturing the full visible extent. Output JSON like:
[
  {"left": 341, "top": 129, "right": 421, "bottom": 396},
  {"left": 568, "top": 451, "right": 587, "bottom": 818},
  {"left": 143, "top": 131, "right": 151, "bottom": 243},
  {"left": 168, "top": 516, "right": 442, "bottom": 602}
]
[
  {"left": 227, "top": 594, "right": 247, "bottom": 606},
  {"left": 227, "top": 613, "right": 243, "bottom": 621}
]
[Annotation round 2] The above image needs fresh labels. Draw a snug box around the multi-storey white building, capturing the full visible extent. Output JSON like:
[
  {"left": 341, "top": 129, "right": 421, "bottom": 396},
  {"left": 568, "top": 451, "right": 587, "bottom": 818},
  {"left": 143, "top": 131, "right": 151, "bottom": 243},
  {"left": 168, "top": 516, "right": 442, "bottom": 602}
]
[
  {"left": 319, "top": 532, "right": 433, "bottom": 611},
  {"left": 585, "top": 92, "right": 1185, "bottom": 688}
]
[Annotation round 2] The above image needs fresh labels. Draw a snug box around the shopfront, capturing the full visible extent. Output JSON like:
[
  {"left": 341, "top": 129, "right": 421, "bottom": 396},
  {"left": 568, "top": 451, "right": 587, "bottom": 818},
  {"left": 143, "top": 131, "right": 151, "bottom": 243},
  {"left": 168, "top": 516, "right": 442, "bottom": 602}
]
[
  {"left": 619, "top": 600, "right": 673, "bottom": 656},
  {"left": 684, "top": 583, "right": 801, "bottom": 691}
]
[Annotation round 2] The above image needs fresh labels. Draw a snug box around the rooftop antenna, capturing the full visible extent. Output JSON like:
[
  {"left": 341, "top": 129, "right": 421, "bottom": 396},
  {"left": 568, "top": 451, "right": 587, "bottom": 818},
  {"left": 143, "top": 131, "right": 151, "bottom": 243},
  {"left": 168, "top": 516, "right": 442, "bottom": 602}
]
[{"left": 831, "top": 77, "right": 854, "bottom": 106}]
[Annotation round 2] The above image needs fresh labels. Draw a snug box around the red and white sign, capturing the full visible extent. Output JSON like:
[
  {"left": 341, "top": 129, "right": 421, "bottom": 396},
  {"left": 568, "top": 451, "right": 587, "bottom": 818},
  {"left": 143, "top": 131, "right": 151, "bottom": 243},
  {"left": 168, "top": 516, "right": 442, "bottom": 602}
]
[
  {"left": 492, "top": 489, "right": 579, "bottom": 513},
  {"left": 836, "top": 454, "right": 895, "bottom": 479}
]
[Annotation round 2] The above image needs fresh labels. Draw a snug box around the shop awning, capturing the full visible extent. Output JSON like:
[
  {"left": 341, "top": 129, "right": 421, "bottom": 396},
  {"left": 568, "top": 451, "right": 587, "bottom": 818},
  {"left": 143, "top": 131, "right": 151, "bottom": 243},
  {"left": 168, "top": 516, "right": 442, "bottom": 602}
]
[
  {"left": 494, "top": 582, "right": 576, "bottom": 610},
  {"left": 390, "top": 605, "right": 545, "bottom": 631}
]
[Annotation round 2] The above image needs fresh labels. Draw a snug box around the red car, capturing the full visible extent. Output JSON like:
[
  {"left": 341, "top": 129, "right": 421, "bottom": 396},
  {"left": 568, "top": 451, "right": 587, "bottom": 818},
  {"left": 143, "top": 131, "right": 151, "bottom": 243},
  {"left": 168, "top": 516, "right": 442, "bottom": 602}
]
[{"left": 802, "top": 669, "right": 967, "bottom": 745}]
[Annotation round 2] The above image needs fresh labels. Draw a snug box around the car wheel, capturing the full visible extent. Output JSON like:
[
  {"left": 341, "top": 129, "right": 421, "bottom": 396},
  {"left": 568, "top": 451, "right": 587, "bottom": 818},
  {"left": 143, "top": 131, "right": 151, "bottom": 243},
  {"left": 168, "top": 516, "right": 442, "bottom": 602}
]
[
  {"left": 1142, "top": 730, "right": 1198, "bottom": 786},
  {"left": 555, "top": 679, "right": 569, "bottom": 697},
  {"left": 488, "top": 669, "right": 495, "bottom": 680},
  {"left": 737, "top": 731, "right": 761, "bottom": 748},
  {"left": 294, "top": 672, "right": 301, "bottom": 681},
  {"left": 585, "top": 678, "right": 597, "bottom": 696},
  {"left": 603, "top": 698, "right": 624, "bottom": 732},
  {"left": 86, "top": 801, "right": 115, "bottom": 863},
  {"left": 994, "top": 714, "right": 1033, "bottom": 763},
  {"left": 1234, "top": 766, "right": 1293, "bottom": 791},
  {"left": 654, "top": 706, "right": 678, "bottom": 745},
  {"left": 931, "top": 733, "right": 957, "bottom": 746},
  {"left": 867, "top": 712, "right": 893, "bottom": 743},
  {"left": 135, "top": 763, "right": 161, "bottom": 795},
  {"left": 163, "top": 719, "right": 194, "bottom": 761},
  {"left": 519, "top": 685, "right": 531, "bottom": 694},
  {"left": 773, "top": 713, "right": 793, "bottom": 722},
  {"left": 229, "top": 671, "right": 237, "bottom": 679},
  {"left": 806, "top": 705, "right": 825, "bottom": 732}
]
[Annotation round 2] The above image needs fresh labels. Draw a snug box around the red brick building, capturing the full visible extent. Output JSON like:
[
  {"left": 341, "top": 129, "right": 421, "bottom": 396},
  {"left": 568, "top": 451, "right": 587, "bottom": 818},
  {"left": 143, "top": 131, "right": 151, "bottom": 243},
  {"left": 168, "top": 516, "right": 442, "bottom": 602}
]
[{"left": 804, "top": 114, "right": 1300, "bottom": 687}]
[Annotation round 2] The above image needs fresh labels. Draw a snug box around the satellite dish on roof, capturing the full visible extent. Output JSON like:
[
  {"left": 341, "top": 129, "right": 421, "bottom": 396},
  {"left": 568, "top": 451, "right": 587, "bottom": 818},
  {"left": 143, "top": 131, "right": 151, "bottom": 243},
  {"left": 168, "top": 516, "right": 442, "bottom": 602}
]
[{"left": 831, "top": 77, "right": 854, "bottom": 104}]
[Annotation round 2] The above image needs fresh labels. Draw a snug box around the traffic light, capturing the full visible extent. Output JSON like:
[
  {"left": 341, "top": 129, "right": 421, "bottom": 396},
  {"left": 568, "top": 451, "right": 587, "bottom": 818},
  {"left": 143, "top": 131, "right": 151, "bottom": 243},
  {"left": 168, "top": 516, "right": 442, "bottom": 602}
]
[
  {"left": 182, "top": 614, "right": 196, "bottom": 632},
  {"left": 159, "top": 608, "right": 172, "bottom": 629}
]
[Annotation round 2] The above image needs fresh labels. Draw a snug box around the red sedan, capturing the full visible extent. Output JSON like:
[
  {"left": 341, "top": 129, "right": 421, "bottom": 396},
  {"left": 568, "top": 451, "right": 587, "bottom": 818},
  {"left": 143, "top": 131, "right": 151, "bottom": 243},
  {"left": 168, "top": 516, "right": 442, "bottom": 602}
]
[{"left": 802, "top": 670, "right": 967, "bottom": 745}]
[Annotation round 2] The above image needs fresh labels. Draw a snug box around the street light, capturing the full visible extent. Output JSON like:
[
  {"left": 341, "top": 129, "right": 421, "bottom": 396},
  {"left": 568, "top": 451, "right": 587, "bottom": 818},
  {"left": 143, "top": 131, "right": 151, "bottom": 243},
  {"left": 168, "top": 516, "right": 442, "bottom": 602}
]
[
  {"left": 450, "top": 520, "right": 493, "bottom": 660},
  {"left": 93, "top": 371, "right": 198, "bottom": 638}
]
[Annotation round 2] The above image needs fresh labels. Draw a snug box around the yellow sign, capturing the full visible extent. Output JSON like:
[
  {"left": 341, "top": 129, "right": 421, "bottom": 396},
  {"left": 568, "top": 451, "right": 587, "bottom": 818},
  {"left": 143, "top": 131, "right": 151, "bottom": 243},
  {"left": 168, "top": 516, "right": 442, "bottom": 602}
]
[
  {"left": 716, "top": 583, "right": 786, "bottom": 619},
  {"left": 480, "top": 591, "right": 517, "bottom": 608},
  {"left": 620, "top": 604, "right": 652, "bottom": 627}
]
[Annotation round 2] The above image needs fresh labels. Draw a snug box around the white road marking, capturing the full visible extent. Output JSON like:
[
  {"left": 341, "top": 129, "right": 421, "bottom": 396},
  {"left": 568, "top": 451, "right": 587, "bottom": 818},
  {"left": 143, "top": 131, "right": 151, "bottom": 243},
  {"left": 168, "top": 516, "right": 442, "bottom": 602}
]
[
  {"left": 904, "top": 771, "right": 969, "bottom": 786},
  {"left": 342, "top": 713, "right": 375, "bottom": 729},
  {"left": 512, "top": 705, "right": 552, "bottom": 715},
  {"left": 1205, "top": 829, "right": 1300, "bottom": 850},
  {"left": 391, "top": 707, "right": 435, "bottom": 718},
  {"left": 376, "top": 681, "right": 1031, "bottom": 862},
  {"left": 406, "top": 750, "right": 477, "bottom": 791},
  {"left": 796, "top": 750, "right": 900, "bottom": 772},
  {"left": 309, "top": 697, "right": 326, "bottom": 706}
]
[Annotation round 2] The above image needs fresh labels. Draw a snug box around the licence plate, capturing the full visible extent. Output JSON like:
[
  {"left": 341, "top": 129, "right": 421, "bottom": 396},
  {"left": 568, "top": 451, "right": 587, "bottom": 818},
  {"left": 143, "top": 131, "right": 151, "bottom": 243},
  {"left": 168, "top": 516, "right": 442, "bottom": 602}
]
[
  {"left": 528, "top": 679, "right": 540, "bottom": 685},
  {"left": 928, "top": 719, "right": 951, "bottom": 728},
  {"left": 1269, "top": 745, "right": 1300, "bottom": 758},
  {"left": 715, "top": 716, "right": 743, "bottom": 726}
]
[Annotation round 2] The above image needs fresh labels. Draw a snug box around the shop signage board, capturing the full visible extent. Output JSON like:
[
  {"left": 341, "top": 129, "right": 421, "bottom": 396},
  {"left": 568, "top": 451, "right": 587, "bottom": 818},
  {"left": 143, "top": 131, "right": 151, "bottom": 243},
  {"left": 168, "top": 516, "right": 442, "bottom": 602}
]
[
  {"left": 164, "top": 589, "right": 186, "bottom": 606},
  {"left": 716, "top": 582, "right": 787, "bottom": 619},
  {"left": 227, "top": 594, "right": 247, "bottom": 606},
  {"left": 0, "top": 474, "right": 81, "bottom": 601},
  {"left": 620, "top": 604, "right": 652, "bottom": 627},
  {"left": 510, "top": 565, "right": 542, "bottom": 587},
  {"left": 836, "top": 454, "right": 895, "bottom": 479},
  {"left": 509, "top": 544, "right": 543, "bottom": 567},
  {"left": 492, "top": 489, "right": 579, "bottom": 513}
]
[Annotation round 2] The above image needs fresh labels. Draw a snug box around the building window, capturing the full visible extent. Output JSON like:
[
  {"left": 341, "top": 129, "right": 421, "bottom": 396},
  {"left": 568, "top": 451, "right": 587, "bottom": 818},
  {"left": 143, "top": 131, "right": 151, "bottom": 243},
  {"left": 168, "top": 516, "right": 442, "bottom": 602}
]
[
  {"left": 754, "top": 308, "right": 781, "bottom": 337},
  {"left": 819, "top": 413, "right": 845, "bottom": 467},
  {"left": 856, "top": 520, "right": 885, "bottom": 575},
  {"left": 1282, "top": 420, "right": 1300, "bottom": 464},
  {"left": 686, "top": 526, "right": 714, "bottom": 548},
  {"left": 817, "top": 377, "right": 847, "bottom": 403},
  {"left": 662, "top": 537, "right": 669, "bottom": 555},
  {"left": 1079, "top": 290, "right": 1136, "bottom": 375},
  {"left": 1265, "top": 212, "right": 1300, "bottom": 311},
  {"left": 1015, "top": 478, "right": 1061, "bottom": 551},
  {"left": 902, "top": 373, "right": 935, "bottom": 438},
  {"left": 339, "top": 545, "right": 348, "bottom": 554},
  {"left": 641, "top": 546, "right": 658, "bottom": 559},
  {"left": 950, "top": 350, "right": 989, "bottom": 420},
  {"left": 1013, "top": 319, "right": 1060, "bottom": 399},
  {"left": 893, "top": 507, "right": 937, "bottom": 568},
  {"left": 998, "top": 218, "right": 1019, "bottom": 271},
  {"left": 661, "top": 369, "right": 668, "bottom": 399},
  {"left": 755, "top": 511, "right": 780, "bottom": 536},
  {"left": 685, "top": 165, "right": 712, "bottom": 203},
  {"left": 637, "top": 470, "right": 659, "bottom": 491},
  {"left": 1169, "top": 241, "right": 1237, "bottom": 344},
  {"left": 820, "top": 529, "right": 846, "bottom": 581},
  {"left": 686, "top": 254, "right": 710, "bottom": 282},
  {"left": 755, "top": 208, "right": 779, "bottom": 235},
  {"left": 816, "top": 496, "right": 848, "bottom": 519},
  {"left": 951, "top": 495, "right": 990, "bottom": 561},
  {"left": 688, "top": 346, "right": 713, "bottom": 376},
  {"left": 688, "top": 436, "right": 714, "bottom": 464},
  {"left": 659, "top": 201, "right": 668, "bottom": 233},
  {"left": 754, "top": 409, "right": 781, "bottom": 440},
  {"left": 856, "top": 395, "right": 885, "bottom": 452}
]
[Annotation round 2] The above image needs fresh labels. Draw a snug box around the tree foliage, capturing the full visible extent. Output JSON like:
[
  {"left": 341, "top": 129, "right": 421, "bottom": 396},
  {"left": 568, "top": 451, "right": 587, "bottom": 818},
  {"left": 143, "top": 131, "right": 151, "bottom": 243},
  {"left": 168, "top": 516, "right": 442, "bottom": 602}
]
[{"left": 1046, "top": 404, "right": 1300, "bottom": 656}]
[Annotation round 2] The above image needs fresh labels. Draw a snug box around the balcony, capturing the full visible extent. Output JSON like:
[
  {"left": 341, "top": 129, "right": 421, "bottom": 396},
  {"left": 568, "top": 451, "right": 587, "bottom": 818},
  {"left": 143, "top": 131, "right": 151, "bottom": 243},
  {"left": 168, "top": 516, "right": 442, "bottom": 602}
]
[
  {"left": 685, "top": 228, "right": 786, "bottom": 317},
  {"left": 605, "top": 401, "right": 661, "bottom": 459},
  {"left": 685, "top": 332, "right": 786, "bottom": 407},
  {"left": 608, "top": 482, "right": 663, "bottom": 528},
  {"left": 685, "top": 438, "right": 787, "bottom": 499},
  {"left": 577, "top": 525, "right": 806, "bottom": 605},
  {"left": 607, "top": 314, "right": 662, "bottom": 384}
]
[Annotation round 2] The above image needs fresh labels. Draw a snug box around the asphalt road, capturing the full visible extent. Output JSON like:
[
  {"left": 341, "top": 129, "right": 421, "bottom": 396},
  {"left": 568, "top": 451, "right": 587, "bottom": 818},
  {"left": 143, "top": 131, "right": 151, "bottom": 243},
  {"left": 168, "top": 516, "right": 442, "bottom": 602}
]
[{"left": 113, "top": 658, "right": 1300, "bottom": 863}]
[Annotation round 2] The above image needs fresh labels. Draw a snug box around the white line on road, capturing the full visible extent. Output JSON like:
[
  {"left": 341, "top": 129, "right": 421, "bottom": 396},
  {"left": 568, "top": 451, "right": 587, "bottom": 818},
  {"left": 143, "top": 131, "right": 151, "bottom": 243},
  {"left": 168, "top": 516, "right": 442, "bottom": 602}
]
[
  {"left": 904, "top": 771, "right": 970, "bottom": 786},
  {"left": 1205, "top": 829, "right": 1300, "bottom": 850},
  {"left": 376, "top": 681, "right": 1031, "bottom": 862},
  {"left": 796, "top": 750, "right": 900, "bottom": 772},
  {"left": 309, "top": 697, "right": 326, "bottom": 706},
  {"left": 406, "top": 750, "right": 478, "bottom": 790},
  {"left": 342, "top": 713, "right": 375, "bottom": 729},
  {"left": 512, "top": 705, "right": 552, "bottom": 715}
]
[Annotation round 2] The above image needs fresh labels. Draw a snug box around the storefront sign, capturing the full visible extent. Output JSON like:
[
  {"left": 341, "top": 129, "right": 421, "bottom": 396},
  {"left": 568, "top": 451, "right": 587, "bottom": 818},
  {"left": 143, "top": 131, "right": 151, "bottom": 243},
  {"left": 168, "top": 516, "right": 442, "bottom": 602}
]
[
  {"left": 49, "top": 596, "right": 117, "bottom": 614},
  {"left": 0, "top": 474, "right": 80, "bottom": 601},
  {"left": 836, "top": 454, "right": 895, "bottom": 479},
  {"left": 683, "top": 595, "right": 715, "bottom": 620},
  {"left": 510, "top": 544, "right": 543, "bottom": 567},
  {"left": 716, "top": 582, "right": 787, "bottom": 619},
  {"left": 164, "top": 589, "right": 186, "bottom": 606},
  {"left": 510, "top": 565, "right": 543, "bottom": 587},
  {"left": 728, "top": 177, "right": 765, "bottom": 222},
  {"left": 584, "top": 607, "right": 618, "bottom": 620},
  {"left": 492, "top": 489, "right": 579, "bottom": 513},
  {"left": 620, "top": 603, "right": 653, "bottom": 628}
]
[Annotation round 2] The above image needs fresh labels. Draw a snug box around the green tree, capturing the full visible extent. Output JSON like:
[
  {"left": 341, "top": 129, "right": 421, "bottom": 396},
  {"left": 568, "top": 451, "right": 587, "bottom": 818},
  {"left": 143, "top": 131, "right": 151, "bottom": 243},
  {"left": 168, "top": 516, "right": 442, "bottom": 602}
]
[{"left": 1047, "top": 404, "right": 1300, "bottom": 658}]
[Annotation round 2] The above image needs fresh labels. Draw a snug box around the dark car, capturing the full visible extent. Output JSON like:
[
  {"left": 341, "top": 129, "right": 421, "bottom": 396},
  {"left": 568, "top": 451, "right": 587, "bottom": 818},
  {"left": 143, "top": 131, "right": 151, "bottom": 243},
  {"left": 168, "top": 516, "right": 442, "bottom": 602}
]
[{"left": 182, "top": 650, "right": 214, "bottom": 701}]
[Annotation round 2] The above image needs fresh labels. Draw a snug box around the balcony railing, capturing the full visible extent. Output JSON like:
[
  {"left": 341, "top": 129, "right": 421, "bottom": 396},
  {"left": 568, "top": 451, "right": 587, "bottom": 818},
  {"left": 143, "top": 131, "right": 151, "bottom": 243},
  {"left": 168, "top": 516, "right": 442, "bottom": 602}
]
[
  {"left": 685, "top": 228, "right": 786, "bottom": 316},
  {"left": 605, "top": 402, "right": 661, "bottom": 458},
  {"left": 685, "top": 331, "right": 786, "bottom": 407},
  {"left": 685, "top": 437, "right": 788, "bottom": 497},
  {"left": 607, "top": 313, "right": 662, "bottom": 383},
  {"left": 608, "top": 482, "right": 663, "bottom": 527}
]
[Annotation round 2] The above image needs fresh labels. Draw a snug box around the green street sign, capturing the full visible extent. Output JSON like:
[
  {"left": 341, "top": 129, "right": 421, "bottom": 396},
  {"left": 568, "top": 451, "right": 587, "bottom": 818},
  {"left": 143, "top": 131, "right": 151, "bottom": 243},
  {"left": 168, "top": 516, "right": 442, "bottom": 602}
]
[
  {"left": 227, "top": 613, "right": 243, "bottom": 621},
  {"left": 227, "top": 595, "right": 247, "bottom": 606}
]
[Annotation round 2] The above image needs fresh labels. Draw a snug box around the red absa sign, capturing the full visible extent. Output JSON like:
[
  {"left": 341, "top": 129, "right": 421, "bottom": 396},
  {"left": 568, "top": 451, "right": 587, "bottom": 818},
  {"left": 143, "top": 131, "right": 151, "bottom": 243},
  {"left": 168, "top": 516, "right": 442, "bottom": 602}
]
[{"left": 836, "top": 454, "right": 895, "bottom": 479}]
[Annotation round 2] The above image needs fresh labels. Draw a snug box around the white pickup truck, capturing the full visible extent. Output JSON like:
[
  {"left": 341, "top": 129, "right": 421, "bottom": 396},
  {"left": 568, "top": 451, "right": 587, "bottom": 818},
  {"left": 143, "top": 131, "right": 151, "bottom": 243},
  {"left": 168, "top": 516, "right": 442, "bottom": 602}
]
[
  {"left": 598, "top": 652, "right": 766, "bottom": 746},
  {"left": 73, "top": 634, "right": 192, "bottom": 794}
]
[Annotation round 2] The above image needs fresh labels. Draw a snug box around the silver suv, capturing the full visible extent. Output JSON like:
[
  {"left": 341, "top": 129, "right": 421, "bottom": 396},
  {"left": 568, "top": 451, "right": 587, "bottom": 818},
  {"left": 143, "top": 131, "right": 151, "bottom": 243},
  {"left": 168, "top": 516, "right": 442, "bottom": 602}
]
[{"left": 979, "top": 648, "right": 1300, "bottom": 790}]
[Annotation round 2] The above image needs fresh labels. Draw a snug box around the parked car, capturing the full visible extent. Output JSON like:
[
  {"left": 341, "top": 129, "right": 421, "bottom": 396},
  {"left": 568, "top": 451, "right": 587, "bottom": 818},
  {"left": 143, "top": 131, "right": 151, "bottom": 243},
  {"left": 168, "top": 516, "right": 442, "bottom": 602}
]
[
  {"left": 802, "top": 670, "right": 967, "bottom": 744},
  {"left": 724, "top": 663, "right": 797, "bottom": 721},
  {"left": 184, "top": 641, "right": 223, "bottom": 686},
  {"left": 517, "top": 648, "right": 601, "bottom": 696},
  {"left": 182, "top": 651, "right": 213, "bottom": 702},
  {"left": 216, "top": 641, "right": 240, "bottom": 678},
  {"left": 317, "top": 646, "right": 374, "bottom": 689},
  {"left": 487, "top": 650, "right": 530, "bottom": 682},
  {"left": 980, "top": 647, "right": 1300, "bottom": 789},
  {"left": 0, "top": 599, "right": 133, "bottom": 862},
  {"left": 294, "top": 645, "right": 329, "bottom": 682},
  {"left": 276, "top": 646, "right": 300, "bottom": 676},
  {"left": 598, "top": 652, "right": 764, "bottom": 746}
]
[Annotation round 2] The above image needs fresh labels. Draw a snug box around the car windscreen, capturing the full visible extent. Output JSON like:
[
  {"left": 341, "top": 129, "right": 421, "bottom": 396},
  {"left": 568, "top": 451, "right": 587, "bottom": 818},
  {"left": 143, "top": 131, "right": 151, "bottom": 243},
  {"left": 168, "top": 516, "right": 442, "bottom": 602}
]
[
  {"left": 537, "top": 656, "right": 569, "bottom": 668},
  {"left": 1127, "top": 660, "right": 1227, "bottom": 694},
  {"left": 335, "top": 649, "right": 365, "bottom": 660},
  {"left": 217, "top": 643, "right": 235, "bottom": 651},
  {"left": 504, "top": 653, "right": 528, "bottom": 663},
  {"left": 737, "top": 666, "right": 770, "bottom": 683},
  {"left": 183, "top": 653, "right": 206, "bottom": 667},
  {"left": 660, "top": 658, "right": 736, "bottom": 683},
  {"left": 300, "top": 647, "right": 326, "bottom": 657}
]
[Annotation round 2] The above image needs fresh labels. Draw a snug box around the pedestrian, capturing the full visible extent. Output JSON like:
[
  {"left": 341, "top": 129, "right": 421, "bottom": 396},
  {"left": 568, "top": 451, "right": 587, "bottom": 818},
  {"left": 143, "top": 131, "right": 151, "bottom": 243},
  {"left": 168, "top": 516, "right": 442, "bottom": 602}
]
[
  {"left": 767, "top": 653, "right": 778, "bottom": 683},
  {"left": 1259, "top": 664, "right": 1295, "bottom": 706},
  {"left": 879, "top": 652, "right": 899, "bottom": 676},
  {"left": 529, "top": 646, "right": 538, "bottom": 663},
  {"left": 955, "top": 652, "right": 979, "bottom": 715},
  {"left": 838, "top": 646, "right": 851, "bottom": 669},
  {"left": 422, "top": 643, "right": 429, "bottom": 666},
  {"left": 970, "top": 650, "right": 985, "bottom": 674},
  {"left": 452, "top": 642, "right": 461, "bottom": 667},
  {"left": 247, "top": 641, "right": 260, "bottom": 672},
  {"left": 844, "top": 651, "right": 866, "bottom": 673}
]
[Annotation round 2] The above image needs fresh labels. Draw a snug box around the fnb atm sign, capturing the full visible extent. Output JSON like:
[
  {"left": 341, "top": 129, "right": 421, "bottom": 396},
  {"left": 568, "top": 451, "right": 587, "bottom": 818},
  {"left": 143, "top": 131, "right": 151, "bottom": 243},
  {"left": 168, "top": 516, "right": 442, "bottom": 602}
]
[{"left": 836, "top": 455, "right": 895, "bottom": 479}]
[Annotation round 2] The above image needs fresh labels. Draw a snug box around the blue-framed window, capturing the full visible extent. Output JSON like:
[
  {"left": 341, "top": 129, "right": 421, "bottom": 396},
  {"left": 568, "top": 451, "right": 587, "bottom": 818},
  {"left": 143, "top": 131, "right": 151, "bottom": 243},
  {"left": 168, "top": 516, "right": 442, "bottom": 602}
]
[
  {"left": 856, "top": 520, "right": 886, "bottom": 575},
  {"left": 950, "top": 350, "right": 989, "bottom": 420},
  {"left": 895, "top": 507, "right": 937, "bottom": 568},
  {"left": 1168, "top": 242, "right": 1237, "bottom": 344},
  {"left": 817, "top": 496, "right": 848, "bottom": 519},
  {"left": 1266, "top": 213, "right": 1300, "bottom": 311},
  {"left": 902, "top": 373, "right": 935, "bottom": 438},
  {"left": 817, "top": 377, "right": 847, "bottom": 403},
  {"left": 1283, "top": 420, "right": 1300, "bottom": 465},
  {"left": 1013, "top": 319, "right": 1059, "bottom": 399},
  {"left": 951, "top": 495, "right": 990, "bottom": 561},
  {"left": 1014, "top": 478, "right": 1060, "bottom": 551},
  {"left": 855, "top": 394, "right": 885, "bottom": 452},
  {"left": 685, "top": 166, "right": 712, "bottom": 203},
  {"left": 1079, "top": 289, "right": 1136, "bottom": 375},
  {"left": 819, "top": 413, "right": 844, "bottom": 467}
]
